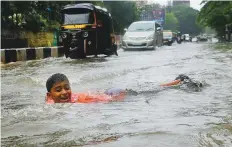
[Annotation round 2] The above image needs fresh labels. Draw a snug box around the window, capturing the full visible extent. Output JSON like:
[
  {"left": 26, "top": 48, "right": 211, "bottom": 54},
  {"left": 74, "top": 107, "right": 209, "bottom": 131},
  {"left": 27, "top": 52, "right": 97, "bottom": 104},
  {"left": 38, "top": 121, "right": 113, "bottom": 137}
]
[
  {"left": 155, "top": 23, "right": 161, "bottom": 32},
  {"left": 62, "top": 8, "right": 94, "bottom": 25},
  {"left": 128, "top": 22, "right": 154, "bottom": 32}
]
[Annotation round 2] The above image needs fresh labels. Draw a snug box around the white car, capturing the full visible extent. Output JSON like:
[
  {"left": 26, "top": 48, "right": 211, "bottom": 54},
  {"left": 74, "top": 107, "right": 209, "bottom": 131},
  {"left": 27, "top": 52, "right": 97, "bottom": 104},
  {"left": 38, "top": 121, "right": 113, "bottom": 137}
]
[
  {"left": 183, "top": 34, "right": 191, "bottom": 41},
  {"left": 122, "top": 21, "right": 163, "bottom": 50}
]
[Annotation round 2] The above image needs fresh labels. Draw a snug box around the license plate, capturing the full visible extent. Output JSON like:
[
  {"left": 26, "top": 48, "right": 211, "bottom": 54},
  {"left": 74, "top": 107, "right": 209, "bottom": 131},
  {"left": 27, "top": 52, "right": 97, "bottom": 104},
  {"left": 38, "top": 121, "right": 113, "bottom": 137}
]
[{"left": 131, "top": 42, "right": 141, "bottom": 45}]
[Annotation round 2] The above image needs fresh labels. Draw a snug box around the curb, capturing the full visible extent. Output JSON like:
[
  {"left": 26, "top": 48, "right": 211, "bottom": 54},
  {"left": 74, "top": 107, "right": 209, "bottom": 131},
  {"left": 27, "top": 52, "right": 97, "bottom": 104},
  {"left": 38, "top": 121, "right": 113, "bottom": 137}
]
[
  {"left": 1, "top": 47, "right": 64, "bottom": 64},
  {"left": 1, "top": 36, "right": 122, "bottom": 64}
]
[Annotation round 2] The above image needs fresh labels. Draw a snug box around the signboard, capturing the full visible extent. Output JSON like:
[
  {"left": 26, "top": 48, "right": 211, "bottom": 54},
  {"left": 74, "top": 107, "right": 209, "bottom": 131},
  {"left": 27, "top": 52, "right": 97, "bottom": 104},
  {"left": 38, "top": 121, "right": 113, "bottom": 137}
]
[
  {"left": 152, "top": 9, "right": 165, "bottom": 26},
  {"left": 139, "top": 8, "right": 165, "bottom": 26}
]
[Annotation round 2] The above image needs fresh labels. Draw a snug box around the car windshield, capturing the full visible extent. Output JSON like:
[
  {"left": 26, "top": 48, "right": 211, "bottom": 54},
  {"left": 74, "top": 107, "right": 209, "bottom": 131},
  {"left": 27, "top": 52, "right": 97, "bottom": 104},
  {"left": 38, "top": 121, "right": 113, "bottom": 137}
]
[
  {"left": 163, "top": 32, "right": 172, "bottom": 38},
  {"left": 127, "top": 22, "right": 154, "bottom": 32}
]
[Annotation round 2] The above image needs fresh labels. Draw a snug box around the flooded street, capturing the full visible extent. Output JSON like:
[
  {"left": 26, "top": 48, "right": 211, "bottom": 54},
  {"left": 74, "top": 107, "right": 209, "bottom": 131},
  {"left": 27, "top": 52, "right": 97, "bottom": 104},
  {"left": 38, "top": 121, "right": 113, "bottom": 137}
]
[{"left": 1, "top": 42, "right": 232, "bottom": 147}]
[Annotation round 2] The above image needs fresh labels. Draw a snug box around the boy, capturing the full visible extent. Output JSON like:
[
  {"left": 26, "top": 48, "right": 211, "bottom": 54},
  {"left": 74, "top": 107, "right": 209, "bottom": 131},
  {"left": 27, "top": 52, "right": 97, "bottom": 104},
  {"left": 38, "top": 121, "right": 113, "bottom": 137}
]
[
  {"left": 46, "top": 73, "right": 125, "bottom": 104},
  {"left": 46, "top": 73, "right": 203, "bottom": 103}
]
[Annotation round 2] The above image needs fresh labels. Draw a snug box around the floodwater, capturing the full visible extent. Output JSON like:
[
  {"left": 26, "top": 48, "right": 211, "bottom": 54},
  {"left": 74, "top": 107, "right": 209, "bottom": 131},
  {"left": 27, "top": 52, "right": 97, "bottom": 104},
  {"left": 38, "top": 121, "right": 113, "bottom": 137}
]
[{"left": 1, "top": 41, "right": 232, "bottom": 147}]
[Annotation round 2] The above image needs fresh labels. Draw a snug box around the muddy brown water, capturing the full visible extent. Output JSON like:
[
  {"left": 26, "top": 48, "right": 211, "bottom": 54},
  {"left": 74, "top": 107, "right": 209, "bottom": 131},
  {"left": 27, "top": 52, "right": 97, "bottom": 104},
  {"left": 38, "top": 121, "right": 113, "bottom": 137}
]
[{"left": 1, "top": 42, "right": 232, "bottom": 147}]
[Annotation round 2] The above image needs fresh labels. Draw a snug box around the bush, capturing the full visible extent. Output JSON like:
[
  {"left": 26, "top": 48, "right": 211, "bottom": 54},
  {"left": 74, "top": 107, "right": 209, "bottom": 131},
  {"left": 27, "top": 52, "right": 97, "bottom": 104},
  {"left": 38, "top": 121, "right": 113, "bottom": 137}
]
[{"left": 21, "top": 31, "right": 54, "bottom": 47}]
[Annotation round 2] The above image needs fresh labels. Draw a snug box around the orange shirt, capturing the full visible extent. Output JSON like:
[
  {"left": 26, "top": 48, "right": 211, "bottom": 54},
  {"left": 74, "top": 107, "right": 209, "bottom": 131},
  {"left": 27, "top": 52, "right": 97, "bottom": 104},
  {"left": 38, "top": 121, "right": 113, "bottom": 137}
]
[{"left": 46, "top": 92, "right": 125, "bottom": 104}]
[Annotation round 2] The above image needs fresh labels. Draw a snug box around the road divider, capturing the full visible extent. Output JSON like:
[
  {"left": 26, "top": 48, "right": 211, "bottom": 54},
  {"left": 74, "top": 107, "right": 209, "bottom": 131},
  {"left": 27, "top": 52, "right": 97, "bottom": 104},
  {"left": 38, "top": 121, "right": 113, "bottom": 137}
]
[
  {"left": 1, "top": 35, "right": 122, "bottom": 64},
  {"left": 1, "top": 47, "right": 64, "bottom": 64}
]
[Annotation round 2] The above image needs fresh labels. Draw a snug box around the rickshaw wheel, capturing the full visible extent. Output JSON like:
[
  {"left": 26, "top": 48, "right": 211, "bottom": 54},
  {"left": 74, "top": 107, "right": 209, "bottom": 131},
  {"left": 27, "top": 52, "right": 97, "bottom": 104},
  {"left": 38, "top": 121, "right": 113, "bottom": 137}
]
[
  {"left": 74, "top": 49, "right": 86, "bottom": 58},
  {"left": 64, "top": 47, "right": 70, "bottom": 58},
  {"left": 65, "top": 48, "right": 86, "bottom": 59}
]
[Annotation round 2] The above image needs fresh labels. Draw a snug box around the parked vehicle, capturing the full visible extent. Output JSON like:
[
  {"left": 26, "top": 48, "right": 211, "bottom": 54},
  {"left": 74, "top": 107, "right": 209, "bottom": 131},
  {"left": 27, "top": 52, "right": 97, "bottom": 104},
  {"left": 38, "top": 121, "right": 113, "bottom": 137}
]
[
  {"left": 196, "top": 34, "right": 208, "bottom": 42},
  {"left": 176, "top": 32, "right": 182, "bottom": 44},
  {"left": 60, "top": 3, "right": 117, "bottom": 59},
  {"left": 163, "top": 30, "right": 173, "bottom": 46},
  {"left": 183, "top": 34, "right": 192, "bottom": 42},
  {"left": 121, "top": 21, "right": 163, "bottom": 51}
]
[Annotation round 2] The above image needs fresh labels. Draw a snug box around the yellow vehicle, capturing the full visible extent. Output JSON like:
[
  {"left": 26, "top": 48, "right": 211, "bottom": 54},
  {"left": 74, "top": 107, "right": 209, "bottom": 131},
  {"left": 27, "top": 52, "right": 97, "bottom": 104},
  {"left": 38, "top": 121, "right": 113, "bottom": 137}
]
[
  {"left": 163, "top": 30, "right": 174, "bottom": 46},
  {"left": 60, "top": 3, "right": 117, "bottom": 58}
]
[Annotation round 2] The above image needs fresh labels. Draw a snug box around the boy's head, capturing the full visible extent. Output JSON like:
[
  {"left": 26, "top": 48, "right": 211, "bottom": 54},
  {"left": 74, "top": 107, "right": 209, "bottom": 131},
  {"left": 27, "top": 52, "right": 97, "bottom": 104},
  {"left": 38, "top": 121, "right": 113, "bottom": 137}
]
[
  {"left": 46, "top": 73, "right": 72, "bottom": 103},
  {"left": 175, "top": 74, "right": 190, "bottom": 82}
]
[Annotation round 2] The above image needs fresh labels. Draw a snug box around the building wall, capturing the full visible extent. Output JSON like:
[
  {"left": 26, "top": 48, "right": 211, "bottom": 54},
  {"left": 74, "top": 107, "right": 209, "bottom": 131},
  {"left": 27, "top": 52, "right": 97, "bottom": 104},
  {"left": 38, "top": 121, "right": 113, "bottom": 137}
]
[
  {"left": 135, "top": 0, "right": 148, "bottom": 8},
  {"left": 173, "top": 0, "right": 190, "bottom": 7}
]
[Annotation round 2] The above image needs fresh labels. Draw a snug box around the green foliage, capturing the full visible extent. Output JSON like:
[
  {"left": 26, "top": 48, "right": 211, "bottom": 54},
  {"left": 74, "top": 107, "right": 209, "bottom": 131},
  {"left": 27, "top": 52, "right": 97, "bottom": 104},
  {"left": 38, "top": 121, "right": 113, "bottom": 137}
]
[
  {"left": 171, "top": 5, "right": 203, "bottom": 35},
  {"left": 197, "top": 1, "right": 232, "bottom": 37},
  {"left": 141, "top": 3, "right": 162, "bottom": 12},
  {"left": 1, "top": 1, "right": 139, "bottom": 34},
  {"left": 137, "top": 3, "right": 202, "bottom": 35},
  {"left": 163, "top": 12, "right": 179, "bottom": 32},
  {"left": 104, "top": 1, "right": 139, "bottom": 33},
  {"left": 203, "top": 27, "right": 216, "bottom": 34}
]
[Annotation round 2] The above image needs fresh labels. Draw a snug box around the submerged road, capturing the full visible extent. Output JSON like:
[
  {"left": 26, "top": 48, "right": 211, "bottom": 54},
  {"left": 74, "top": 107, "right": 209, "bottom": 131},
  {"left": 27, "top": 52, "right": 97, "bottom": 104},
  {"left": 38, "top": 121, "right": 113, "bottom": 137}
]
[{"left": 1, "top": 41, "right": 232, "bottom": 147}]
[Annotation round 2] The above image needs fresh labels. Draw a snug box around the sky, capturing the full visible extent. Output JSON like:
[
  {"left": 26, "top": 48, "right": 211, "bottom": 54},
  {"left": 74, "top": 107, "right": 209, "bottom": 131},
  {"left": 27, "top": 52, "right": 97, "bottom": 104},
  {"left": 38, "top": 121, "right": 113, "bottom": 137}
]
[{"left": 147, "top": 0, "right": 204, "bottom": 10}]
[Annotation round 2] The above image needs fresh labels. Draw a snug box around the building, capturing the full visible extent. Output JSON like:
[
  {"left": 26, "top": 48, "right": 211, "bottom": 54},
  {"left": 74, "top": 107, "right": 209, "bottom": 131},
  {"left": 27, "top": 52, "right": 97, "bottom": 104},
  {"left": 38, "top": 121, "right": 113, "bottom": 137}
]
[
  {"left": 172, "top": 0, "right": 190, "bottom": 7},
  {"left": 167, "top": 0, "right": 172, "bottom": 7},
  {"left": 135, "top": 0, "right": 148, "bottom": 9}
]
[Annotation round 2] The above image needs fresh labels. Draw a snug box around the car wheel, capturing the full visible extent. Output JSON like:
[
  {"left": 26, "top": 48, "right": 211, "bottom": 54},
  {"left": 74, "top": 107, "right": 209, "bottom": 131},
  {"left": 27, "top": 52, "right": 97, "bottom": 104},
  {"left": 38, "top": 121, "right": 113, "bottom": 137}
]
[{"left": 153, "top": 41, "right": 156, "bottom": 50}]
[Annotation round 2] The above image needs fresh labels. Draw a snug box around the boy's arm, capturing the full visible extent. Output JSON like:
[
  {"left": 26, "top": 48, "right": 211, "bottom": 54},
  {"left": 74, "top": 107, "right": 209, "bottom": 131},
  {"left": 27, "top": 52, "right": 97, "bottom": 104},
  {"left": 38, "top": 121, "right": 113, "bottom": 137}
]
[
  {"left": 71, "top": 88, "right": 126, "bottom": 103},
  {"left": 71, "top": 93, "right": 111, "bottom": 103},
  {"left": 104, "top": 88, "right": 125, "bottom": 96},
  {"left": 104, "top": 88, "right": 126, "bottom": 100}
]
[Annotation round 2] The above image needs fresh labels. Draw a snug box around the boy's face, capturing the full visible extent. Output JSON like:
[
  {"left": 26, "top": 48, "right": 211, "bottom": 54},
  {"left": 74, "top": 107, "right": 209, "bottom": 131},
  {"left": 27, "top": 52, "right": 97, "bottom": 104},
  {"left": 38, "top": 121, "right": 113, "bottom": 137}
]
[{"left": 47, "top": 80, "right": 72, "bottom": 103}]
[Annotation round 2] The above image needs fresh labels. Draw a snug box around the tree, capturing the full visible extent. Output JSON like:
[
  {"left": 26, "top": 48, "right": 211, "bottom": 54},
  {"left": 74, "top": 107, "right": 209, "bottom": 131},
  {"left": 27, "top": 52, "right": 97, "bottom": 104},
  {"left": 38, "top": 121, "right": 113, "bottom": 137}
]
[
  {"left": 104, "top": 1, "right": 139, "bottom": 34},
  {"left": 2, "top": 1, "right": 79, "bottom": 32},
  {"left": 197, "top": 1, "right": 232, "bottom": 37},
  {"left": 172, "top": 5, "right": 203, "bottom": 35},
  {"left": 1, "top": 1, "right": 139, "bottom": 33},
  {"left": 163, "top": 12, "right": 179, "bottom": 32}
]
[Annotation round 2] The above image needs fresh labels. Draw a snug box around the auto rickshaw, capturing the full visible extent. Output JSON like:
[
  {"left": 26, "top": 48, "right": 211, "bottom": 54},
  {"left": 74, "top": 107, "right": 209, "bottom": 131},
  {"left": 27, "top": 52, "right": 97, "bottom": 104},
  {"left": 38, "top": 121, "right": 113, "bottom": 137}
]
[{"left": 60, "top": 3, "right": 118, "bottom": 58}]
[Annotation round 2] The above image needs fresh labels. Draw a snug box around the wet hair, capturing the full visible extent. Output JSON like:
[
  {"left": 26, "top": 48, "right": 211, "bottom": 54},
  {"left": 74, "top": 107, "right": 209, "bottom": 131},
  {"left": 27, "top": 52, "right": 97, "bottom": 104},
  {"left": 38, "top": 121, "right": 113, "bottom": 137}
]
[
  {"left": 175, "top": 74, "right": 190, "bottom": 81},
  {"left": 46, "top": 73, "right": 69, "bottom": 92},
  {"left": 176, "top": 74, "right": 203, "bottom": 89}
]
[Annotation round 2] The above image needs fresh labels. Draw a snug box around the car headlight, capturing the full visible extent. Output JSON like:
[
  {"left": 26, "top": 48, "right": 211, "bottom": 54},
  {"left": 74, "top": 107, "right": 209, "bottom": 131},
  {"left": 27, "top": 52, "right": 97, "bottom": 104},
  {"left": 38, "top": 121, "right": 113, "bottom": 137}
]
[
  {"left": 83, "top": 31, "right": 88, "bottom": 38},
  {"left": 61, "top": 33, "right": 67, "bottom": 39},
  {"left": 146, "top": 34, "right": 153, "bottom": 40}
]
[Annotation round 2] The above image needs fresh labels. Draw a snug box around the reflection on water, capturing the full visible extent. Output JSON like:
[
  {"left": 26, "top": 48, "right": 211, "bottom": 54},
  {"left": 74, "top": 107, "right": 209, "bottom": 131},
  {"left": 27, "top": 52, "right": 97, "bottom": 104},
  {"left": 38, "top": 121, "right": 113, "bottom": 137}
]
[
  {"left": 63, "top": 56, "right": 108, "bottom": 65},
  {"left": 1, "top": 43, "right": 232, "bottom": 146},
  {"left": 198, "top": 116, "right": 232, "bottom": 147}
]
